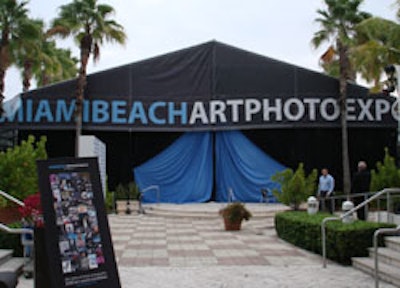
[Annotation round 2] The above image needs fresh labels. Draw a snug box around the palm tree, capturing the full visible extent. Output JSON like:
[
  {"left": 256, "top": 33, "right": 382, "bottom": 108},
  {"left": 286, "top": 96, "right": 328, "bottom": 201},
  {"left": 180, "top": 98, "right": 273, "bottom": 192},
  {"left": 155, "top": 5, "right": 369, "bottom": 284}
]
[
  {"left": 352, "top": 17, "right": 400, "bottom": 92},
  {"left": 0, "top": 0, "right": 32, "bottom": 113},
  {"left": 15, "top": 19, "right": 78, "bottom": 92},
  {"left": 48, "top": 0, "right": 126, "bottom": 156},
  {"left": 35, "top": 43, "right": 78, "bottom": 87},
  {"left": 312, "top": 0, "right": 371, "bottom": 195},
  {"left": 13, "top": 18, "right": 43, "bottom": 92}
]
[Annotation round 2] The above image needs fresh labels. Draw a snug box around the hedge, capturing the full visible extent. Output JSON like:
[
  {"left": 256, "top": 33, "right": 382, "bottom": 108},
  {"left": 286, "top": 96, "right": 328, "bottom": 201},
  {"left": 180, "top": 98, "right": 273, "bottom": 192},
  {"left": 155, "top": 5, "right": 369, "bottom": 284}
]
[{"left": 275, "top": 211, "right": 396, "bottom": 265}]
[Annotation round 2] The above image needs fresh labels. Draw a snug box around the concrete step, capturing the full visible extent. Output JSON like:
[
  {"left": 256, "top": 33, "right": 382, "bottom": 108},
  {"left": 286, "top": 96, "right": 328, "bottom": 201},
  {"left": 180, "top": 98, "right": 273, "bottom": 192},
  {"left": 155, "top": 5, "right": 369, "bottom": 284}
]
[
  {"left": 0, "top": 257, "right": 25, "bottom": 275},
  {"left": 352, "top": 257, "right": 400, "bottom": 287},
  {"left": 22, "top": 260, "right": 34, "bottom": 278},
  {"left": 386, "top": 236, "right": 400, "bottom": 252},
  {"left": 143, "top": 209, "right": 280, "bottom": 220},
  {"left": 0, "top": 250, "right": 13, "bottom": 267},
  {"left": 369, "top": 247, "right": 400, "bottom": 269}
]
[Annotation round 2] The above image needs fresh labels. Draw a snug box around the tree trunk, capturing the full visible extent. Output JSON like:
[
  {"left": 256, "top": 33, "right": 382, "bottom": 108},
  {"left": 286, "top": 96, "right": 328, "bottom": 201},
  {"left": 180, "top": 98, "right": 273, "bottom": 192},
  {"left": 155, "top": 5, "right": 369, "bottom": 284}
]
[
  {"left": 0, "top": 32, "right": 9, "bottom": 115},
  {"left": 338, "top": 41, "right": 351, "bottom": 196},
  {"left": 23, "top": 60, "right": 33, "bottom": 93},
  {"left": 75, "top": 47, "right": 90, "bottom": 157},
  {"left": 0, "top": 67, "right": 5, "bottom": 115}
]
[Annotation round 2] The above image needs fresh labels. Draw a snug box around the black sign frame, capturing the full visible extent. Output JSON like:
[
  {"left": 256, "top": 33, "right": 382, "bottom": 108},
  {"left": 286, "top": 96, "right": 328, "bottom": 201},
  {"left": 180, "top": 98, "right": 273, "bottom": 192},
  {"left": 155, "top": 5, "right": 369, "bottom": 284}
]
[{"left": 37, "top": 157, "right": 121, "bottom": 288}]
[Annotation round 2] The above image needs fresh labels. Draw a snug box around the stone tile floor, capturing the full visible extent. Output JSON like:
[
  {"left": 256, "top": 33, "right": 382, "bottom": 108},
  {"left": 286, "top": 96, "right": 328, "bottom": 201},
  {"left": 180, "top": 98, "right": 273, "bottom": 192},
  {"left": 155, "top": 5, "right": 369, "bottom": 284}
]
[
  {"left": 16, "top": 209, "right": 397, "bottom": 287},
  {"left": 111, "top": 215, "right": 314, "bottom": 268}
]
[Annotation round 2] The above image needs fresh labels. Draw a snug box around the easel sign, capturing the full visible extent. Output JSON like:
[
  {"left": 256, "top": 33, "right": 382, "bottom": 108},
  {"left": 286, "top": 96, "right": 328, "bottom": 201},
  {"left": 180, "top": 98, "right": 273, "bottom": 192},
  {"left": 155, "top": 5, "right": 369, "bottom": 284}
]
[{"left": 37, "top": 157, "right": 120, "bottom": 288}]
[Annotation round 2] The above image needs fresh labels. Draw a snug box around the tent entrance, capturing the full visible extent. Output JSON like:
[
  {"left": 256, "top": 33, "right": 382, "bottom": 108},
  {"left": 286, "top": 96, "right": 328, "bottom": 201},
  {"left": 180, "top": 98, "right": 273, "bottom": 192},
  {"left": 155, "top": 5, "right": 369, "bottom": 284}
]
[{"left": 134, "top": 131, "right": 285, "bottom": 203}]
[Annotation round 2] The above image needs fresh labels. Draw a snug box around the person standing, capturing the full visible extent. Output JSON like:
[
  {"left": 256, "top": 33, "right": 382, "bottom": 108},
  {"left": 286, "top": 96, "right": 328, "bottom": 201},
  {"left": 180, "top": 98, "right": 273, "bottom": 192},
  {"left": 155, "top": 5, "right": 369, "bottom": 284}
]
[
  {"left": 318, "top": 168, "right": 335, "bottom": 213},
  {"left": 351, "top": 161, "right": 371, "bottom": 220}
]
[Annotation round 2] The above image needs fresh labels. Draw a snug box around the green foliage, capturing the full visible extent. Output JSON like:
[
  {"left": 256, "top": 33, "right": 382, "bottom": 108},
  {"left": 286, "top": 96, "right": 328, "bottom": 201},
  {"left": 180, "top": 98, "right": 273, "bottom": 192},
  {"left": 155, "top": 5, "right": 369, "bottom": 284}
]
[
  {"left": 370, "top": 148, "right": 400, "bottom": 191},
  {"left": 114, "top": 182, "right": 139, "bottom": 200},
  {"left": 103, "top": 177, "right": 115, "bottom": 213},
  {"left": 275, "top": 211, "right": 395, "bottom": 265},
  {"left": 0, "top": 222, "right": 23, "bottom": 257},
  {"left": 219, "top": 202, "right": 252, "bottom": 223},
  {"left": 271, "top": 163, "right": 317, "bottom": 210},
  {"left": 0, "top": 135, "right": 47, "bottom": 206},
  {"left": 104, "top": 190, "right": 114, "bottom": 214}
]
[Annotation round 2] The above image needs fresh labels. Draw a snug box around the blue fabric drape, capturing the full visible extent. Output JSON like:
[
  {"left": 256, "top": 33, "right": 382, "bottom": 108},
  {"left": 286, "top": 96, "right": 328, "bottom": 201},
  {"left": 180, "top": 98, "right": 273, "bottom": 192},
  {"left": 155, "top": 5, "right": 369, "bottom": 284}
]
[
  {"left": 134, "top": 132, "right": 213, "bottom": 203},
  {"left": 215, "top": 131, "right": 285, "bottom": 202}
]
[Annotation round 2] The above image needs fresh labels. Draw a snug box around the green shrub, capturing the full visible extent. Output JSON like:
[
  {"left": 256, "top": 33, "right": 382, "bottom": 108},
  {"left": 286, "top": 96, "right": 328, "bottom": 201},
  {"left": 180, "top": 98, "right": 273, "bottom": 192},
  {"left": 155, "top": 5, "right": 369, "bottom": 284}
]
[
  {"left": 0, "top": 135, "right": 47, "bottom": 206},
  {"left": 275, "top": 211, "right": 395, "bottom": 265},
  {"left": 114, "top": 182, "right": 139, "bottom": 200},
  {"left": 104, "top": 190, "right": 115, "bottom": 213},
  {"left": 0, "top": 222, "right": 23, "bottom": 257},
  {"left": 271, "top": 163, "right": 317, "bottom": 210},
  {"left": 370, "top": 148, "right": 400, "bottom": 191}
]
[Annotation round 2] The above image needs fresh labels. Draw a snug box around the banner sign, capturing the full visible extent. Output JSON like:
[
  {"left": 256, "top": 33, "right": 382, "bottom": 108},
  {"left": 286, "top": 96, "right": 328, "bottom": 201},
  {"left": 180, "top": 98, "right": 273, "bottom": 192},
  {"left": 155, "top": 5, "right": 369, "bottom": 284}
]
[
  {"left": 37, "top": 157, "right": 121, "bottom": 288},
  {"left": 2, "top": 95, "right": 397, "bottom": 131}
]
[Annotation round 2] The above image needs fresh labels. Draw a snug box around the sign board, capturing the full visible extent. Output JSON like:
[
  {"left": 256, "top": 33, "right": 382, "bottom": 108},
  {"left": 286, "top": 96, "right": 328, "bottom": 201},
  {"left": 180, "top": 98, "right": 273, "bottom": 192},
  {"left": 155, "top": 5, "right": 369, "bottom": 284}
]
[
  {"left": 37, "top": 157, "right": 120, "bottom": 288},
  {"left": 1, "top": 95, "right": 398, "bottom": 130},
  {"left": 78, "top": 136, "right": 106, "bottom": 197}
]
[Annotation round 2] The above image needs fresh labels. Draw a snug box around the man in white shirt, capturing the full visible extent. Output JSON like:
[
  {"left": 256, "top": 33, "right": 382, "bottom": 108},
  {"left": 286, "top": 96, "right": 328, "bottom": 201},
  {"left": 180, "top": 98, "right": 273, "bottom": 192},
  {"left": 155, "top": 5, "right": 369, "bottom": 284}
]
[{"left": 318, "top": 168, "right": 335, "bottom": 213}]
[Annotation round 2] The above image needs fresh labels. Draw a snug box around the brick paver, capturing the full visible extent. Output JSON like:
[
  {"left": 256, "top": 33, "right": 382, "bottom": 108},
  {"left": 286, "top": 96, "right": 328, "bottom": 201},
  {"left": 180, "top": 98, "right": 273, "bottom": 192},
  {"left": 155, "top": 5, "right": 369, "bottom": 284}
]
[
  {"left": 16, "top": 205, "right": 397, "bottom": 287},
  {"left": 110, "top": 215, "right": 320, "bottom": 268}
]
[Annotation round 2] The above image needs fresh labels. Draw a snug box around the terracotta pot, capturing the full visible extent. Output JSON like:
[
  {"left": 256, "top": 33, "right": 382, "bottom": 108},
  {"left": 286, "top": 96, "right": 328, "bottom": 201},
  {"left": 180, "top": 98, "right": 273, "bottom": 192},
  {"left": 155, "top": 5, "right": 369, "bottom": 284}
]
[{"left": 223, "top": 217, "right": 242, "bottom": 231}]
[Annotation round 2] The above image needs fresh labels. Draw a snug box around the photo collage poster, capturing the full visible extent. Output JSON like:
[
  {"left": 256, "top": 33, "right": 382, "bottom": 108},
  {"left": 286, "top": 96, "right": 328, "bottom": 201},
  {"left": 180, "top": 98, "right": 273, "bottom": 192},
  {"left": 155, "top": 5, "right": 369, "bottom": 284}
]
[
  {"left": 37, "top": 158, "right": 120, "bottom": 288},
  {"left": 50, "top": 171, "right": 104, "bottom": 274}
]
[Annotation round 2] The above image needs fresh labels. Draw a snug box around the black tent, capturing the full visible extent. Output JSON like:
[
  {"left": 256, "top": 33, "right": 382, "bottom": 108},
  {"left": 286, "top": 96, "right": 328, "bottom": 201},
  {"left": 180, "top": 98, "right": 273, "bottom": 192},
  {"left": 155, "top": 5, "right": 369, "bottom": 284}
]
[{"left": 2, "top": 41, "right": 397, "bottom": 192}]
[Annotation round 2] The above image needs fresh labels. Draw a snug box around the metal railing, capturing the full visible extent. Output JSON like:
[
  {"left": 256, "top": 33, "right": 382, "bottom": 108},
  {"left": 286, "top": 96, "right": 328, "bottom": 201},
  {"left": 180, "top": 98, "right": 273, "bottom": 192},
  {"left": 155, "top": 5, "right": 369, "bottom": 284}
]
[
  {"left": 0, "top": 223, "right": 33, "bottom": 236},
  {"left": 322, "top": 190, "right": 400, "bottom": 223},
  {"left": 0, "top": 189, "right": 34, "bottom": 278},
  {"left": 138, "top": 185, "right": 160, "bottom": 214},
  {"left": 373, "top": 225, "right": 400, "bottom": 288},
  {"left": 0, "top": 190, "right": 25, "bottom": 207},
  {"left": 321, "top": 187, "right": 400, "bottom": 268}
]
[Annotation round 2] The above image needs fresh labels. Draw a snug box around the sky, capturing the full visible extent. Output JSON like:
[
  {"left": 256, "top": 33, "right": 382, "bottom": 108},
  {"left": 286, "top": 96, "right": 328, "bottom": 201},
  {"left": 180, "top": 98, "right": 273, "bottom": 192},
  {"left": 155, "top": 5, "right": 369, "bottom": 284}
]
[{"left": 3, "top": 0, "right": 398, "bottom": 100}]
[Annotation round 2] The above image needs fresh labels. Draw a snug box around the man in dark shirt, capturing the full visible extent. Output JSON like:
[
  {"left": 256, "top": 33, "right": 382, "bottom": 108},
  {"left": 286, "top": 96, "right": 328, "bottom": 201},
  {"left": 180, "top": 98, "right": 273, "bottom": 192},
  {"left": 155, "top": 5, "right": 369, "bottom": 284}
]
[{"left": 351, "top": 161, "right": 371, "bottom": 220}]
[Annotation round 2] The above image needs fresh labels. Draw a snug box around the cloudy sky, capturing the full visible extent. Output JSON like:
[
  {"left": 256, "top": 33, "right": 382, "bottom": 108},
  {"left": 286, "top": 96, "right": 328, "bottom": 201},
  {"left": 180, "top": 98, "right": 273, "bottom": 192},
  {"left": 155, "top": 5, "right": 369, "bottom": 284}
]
[{"left": 3, "top": 0, "right": 398, "bottom": 100}]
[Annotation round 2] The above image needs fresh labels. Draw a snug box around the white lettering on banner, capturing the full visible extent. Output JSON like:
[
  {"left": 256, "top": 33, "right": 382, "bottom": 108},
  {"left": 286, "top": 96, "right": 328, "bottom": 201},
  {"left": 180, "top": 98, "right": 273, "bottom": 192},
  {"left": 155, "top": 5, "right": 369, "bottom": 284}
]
[
  {"left": 209, "top": 100, "right": 227, "bottom": 124},
  {"left": 320, "top": 98, "right": 340, "bottom": 121},
  {"left": 226, "top": 99, "right": 243, "bottom": 122},
  {"left": 391, "top": 99, "right": 400, "bottom": 121},
  {"left": 189, "top": 102, "right": 209, "bottom": 124},
  {"left": 245, "top": 99, "right": 262, "bottom": 121},
  {"left": 357, "top": 99, "right": 374, "bottom": 121},
  {"left": 347, "top": 99, "right": 356, "bottom": 121},
  {"left": 0, "top": 96, "right": 396, "bottom": 126},
  {"left": 304, "top": 98, "right": 321, "bottom": 121},
  {"left": 376, "top": 99, "right": 390, "bottom": 121},
  {"left": 263, "top": 99, "right": 283, "bottom": 121},
  {"left": 284, "top": 98, "right": 305, "bottom": 121}
]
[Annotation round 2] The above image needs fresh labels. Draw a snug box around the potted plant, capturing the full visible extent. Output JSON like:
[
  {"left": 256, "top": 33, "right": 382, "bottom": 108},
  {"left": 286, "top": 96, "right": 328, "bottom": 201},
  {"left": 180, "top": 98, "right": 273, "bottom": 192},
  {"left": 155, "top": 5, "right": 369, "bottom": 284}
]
[{"left": 219, "top": 202, "right": 252, "bottom": 231}]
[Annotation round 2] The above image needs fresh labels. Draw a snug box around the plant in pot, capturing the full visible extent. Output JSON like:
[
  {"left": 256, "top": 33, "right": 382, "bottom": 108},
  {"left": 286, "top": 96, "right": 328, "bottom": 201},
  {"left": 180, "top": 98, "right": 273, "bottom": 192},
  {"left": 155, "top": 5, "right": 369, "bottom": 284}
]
[{"left": 219, "top": 202, "right": 252, "bottom": 231}]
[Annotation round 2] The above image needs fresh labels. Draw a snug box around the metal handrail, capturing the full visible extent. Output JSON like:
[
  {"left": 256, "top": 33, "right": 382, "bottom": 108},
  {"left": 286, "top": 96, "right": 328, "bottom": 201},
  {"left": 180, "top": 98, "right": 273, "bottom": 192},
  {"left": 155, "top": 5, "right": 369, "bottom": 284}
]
[
  {"left": 373, "top": 225, "right": 400, "bottom": 288},
  {"left": 141, "top": 185, "right": 160, "bottom": 203},
  {"left": 324, "top": 190, "right": 400, "bottom": 222},
  {"left": 0, "top": 190, "right": 25, "bottom": 207},
  {"left": 0, "top": 223, "right": 33, "bottom": 236},
  {"left": 138, "top": 185, "right": 160, "bottom": 214},
  {"left": 321, "top": 187, "right": 400, "bottom": 268},
  {"left": 228, "top": 188, "right": 234, "bottom": 203}
]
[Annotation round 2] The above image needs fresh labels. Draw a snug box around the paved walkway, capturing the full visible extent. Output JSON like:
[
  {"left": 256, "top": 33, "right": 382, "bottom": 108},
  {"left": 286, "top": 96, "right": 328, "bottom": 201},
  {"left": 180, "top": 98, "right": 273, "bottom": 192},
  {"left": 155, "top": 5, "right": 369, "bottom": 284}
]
[
  {"left": 17, "top": 204, "right": 396, "bottom": 287},
  {"left": 112, "top": 215, "right": 308, "bottom": 267}
]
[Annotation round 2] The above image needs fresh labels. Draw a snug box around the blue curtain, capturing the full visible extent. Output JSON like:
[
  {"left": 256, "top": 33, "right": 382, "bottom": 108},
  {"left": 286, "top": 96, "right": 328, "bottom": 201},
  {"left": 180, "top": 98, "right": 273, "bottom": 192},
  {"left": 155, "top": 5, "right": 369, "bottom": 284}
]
[
  {"left": 134, "top": 132, "right": 213, "bottom": 203},
  {"left": 215, "top": 131, "right": 286, "bottom": 202}
]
